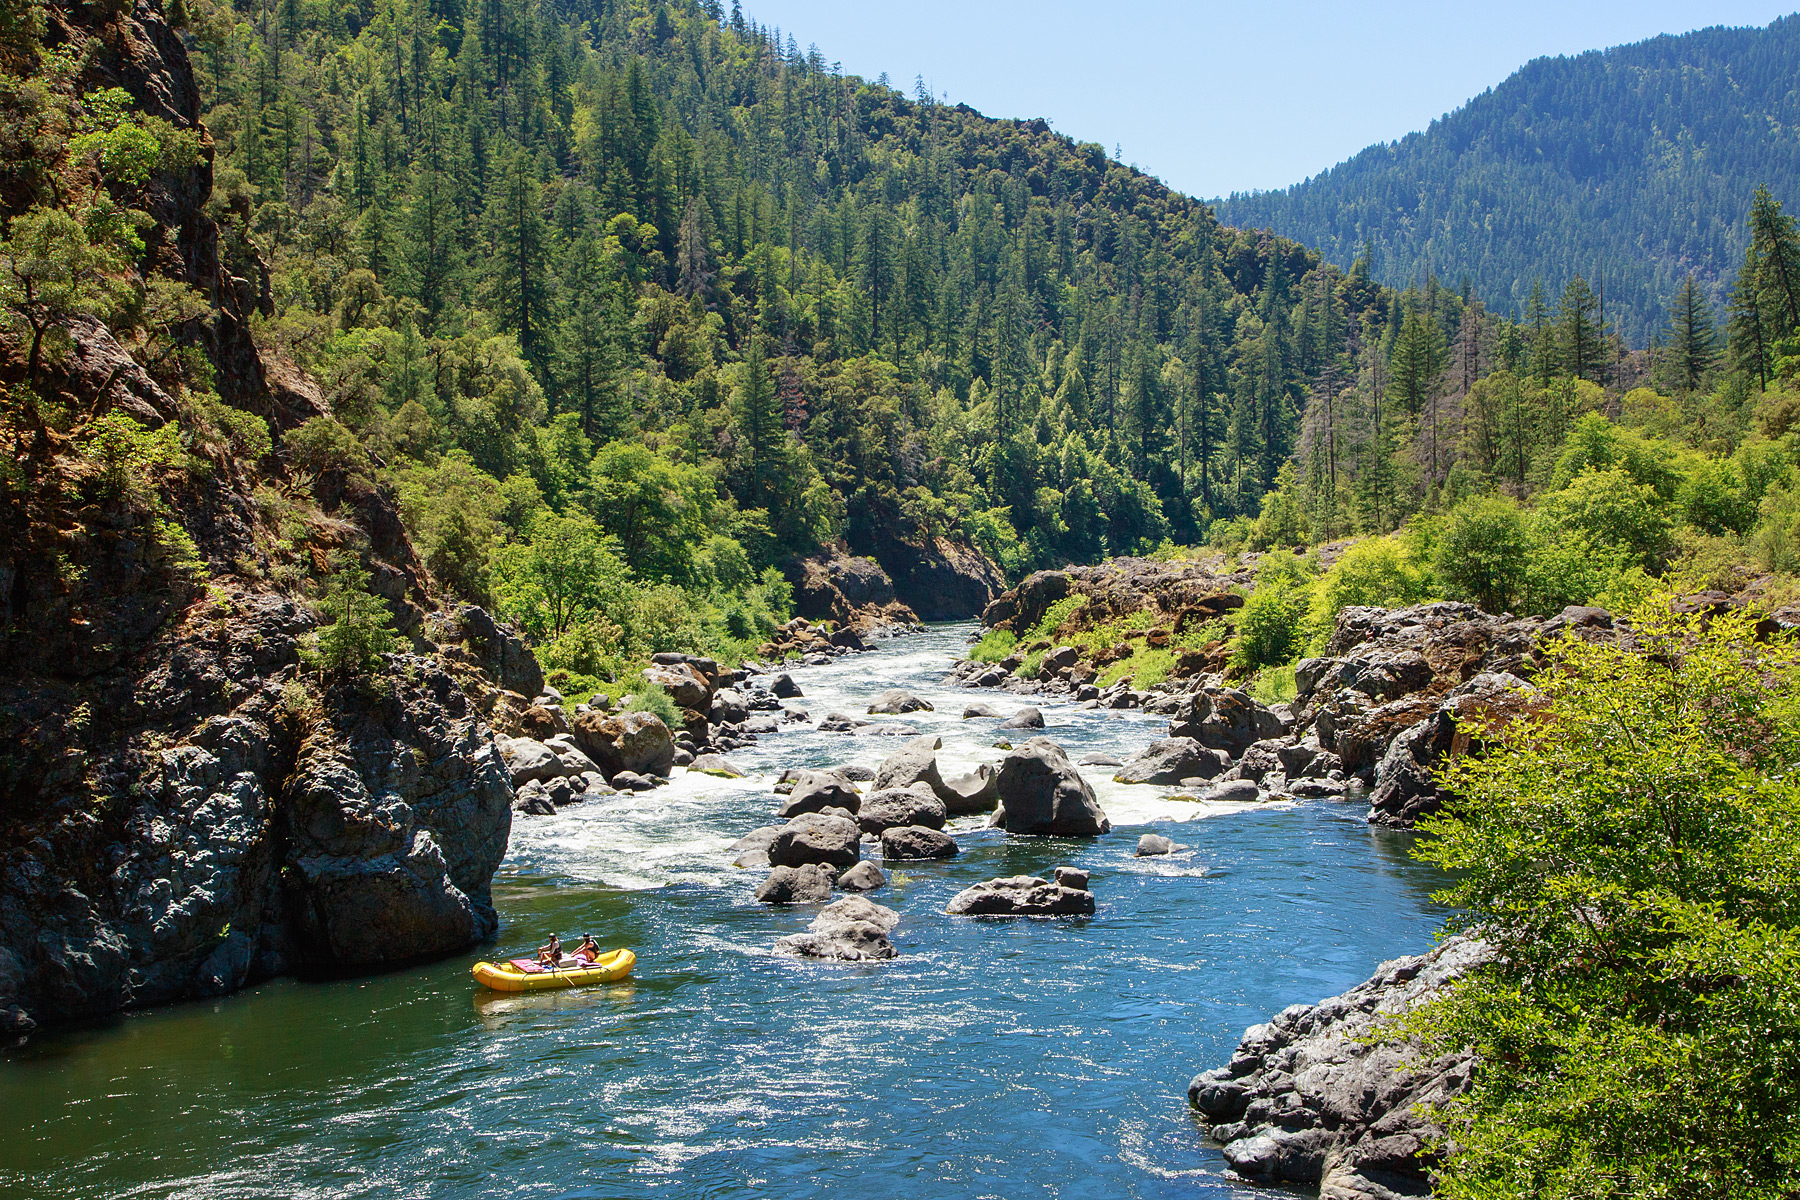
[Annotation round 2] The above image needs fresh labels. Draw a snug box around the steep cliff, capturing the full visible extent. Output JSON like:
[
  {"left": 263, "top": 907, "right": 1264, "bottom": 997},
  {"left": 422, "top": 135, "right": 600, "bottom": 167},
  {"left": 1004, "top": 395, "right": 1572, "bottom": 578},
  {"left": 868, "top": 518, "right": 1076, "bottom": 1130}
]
[{"left": 0, "top": 0, "right": 518, "bottom": 1034}]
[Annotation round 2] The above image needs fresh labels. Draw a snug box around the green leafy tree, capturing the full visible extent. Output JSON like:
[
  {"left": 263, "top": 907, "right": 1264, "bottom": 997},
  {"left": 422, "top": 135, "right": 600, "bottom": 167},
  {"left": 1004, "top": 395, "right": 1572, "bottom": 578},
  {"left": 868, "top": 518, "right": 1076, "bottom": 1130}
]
[{"left": 303, "top": 558, "right": 399, "bottom": 681}]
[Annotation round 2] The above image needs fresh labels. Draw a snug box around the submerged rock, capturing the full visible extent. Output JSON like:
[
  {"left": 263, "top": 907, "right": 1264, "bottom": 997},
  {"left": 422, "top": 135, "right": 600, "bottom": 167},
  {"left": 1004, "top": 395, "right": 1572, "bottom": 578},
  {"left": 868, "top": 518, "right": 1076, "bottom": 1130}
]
[
  {"left": 688, "top": 753, "right": 744, "bottom": 778},
  {"left": 1135, "top": 834, "right": 1185, "bottom": 856}
]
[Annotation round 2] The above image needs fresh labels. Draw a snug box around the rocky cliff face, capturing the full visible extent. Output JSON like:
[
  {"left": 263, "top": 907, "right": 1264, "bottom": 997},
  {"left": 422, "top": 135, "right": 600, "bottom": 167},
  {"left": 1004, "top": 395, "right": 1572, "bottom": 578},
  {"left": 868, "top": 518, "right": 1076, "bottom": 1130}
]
[
  {"left": 1189, "top": 936, "right": 1492, "bottom": 1198},
  {"left": 0, "top": 0, "right": 519, "bottom": 1034}
]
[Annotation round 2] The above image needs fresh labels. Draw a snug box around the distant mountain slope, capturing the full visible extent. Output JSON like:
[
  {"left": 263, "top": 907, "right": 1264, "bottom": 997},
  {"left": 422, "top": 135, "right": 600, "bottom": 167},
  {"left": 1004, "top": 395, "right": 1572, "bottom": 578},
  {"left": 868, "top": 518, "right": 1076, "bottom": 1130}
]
[{"left": 1213, "top": 15, "right": 1800, "bottom": 344}]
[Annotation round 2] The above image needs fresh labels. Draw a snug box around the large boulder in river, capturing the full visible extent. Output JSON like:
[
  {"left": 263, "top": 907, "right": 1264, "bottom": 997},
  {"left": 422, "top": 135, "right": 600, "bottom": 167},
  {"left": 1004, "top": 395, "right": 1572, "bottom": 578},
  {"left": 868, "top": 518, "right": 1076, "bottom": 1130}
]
[
  {"left": 998, "top": 706, "right": 1045, "bottom": 730},
  {"left": 730, "top": 825, "right": 784, "bottom": 868},
  {"left": 755, "top": 863, "right": 837, "bottom": 904},
  {"left": 710, "top": 689, "right": 750, "bottom": 725},
  {"left": 857, "top": 786, "right": 947, "bottom": 835},
  {"left": 945, "top": 875, "right": 1095, "bottom": 916},
  {"left": 1113, "top": 737, "right": 1228, "bottom": 785},
  {"left": 769, "top": 812, "right": 862, "bottom": 869},
  {"left": 497, "top": 736, "right": 563, "bottom": 785},
  {"left": 774, "top": 896, "right": 900, "bottom": 960},
  {"left": 880, "top": 825, "right": 959, "bottom": 860},
  {"left": 779, "top": 771, "right": 862, "bottom": 818},
  {"left": 990, "top": 740, "right": 1111, "bottom": 836},
  {"left": 1188, "top": 935, "right": 1492, "bottom": 1196},
  {"left": 868, "top": 689, "right": 933, "bottom": 715},
  {"left": 872, "top": 735, "right": 952, "bottom": 801},
  {"left": 571, "top": 710, "right": 676, "bottom": 779},
  {"left": 941, "top": 763, "right": 1001, "bottom": 815}
]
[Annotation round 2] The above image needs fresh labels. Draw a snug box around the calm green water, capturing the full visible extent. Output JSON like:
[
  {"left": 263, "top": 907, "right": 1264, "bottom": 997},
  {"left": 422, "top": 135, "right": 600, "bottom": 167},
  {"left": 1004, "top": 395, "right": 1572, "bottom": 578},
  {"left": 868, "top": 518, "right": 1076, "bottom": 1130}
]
[{"left": 0, "top": 624, "right": 1450, "bottom": 1199}]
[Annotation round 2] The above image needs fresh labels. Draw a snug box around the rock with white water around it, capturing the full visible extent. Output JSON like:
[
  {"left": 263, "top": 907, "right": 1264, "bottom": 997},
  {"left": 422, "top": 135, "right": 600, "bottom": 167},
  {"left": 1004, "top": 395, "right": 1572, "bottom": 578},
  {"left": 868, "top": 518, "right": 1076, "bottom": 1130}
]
[
  {"left": 962, "top": 703, "right": 1003, "bottom": 719},
  {"left": 1188, "top": 936, "right": 1492, "bottom": 1197},
  {"left": 755, "top": 863, "right": 838, "bottom": 904},
  {"left": 688, "top": 753, "right": 744, "bottom": 778},
  {"left": 730, "top": 825, "right": 785, "bottom": 868},
  {"left": 769, "top": 813, "right": 862, "bottom": 869},
  {"left": 857, "top": 722, "right": 922, "bottom": 737},
  {"left": 945, "top": 875, "right": 1095, "bottom": 916},
  {"left": 499, "top": 736, "right": 563, "bottom": 786},
  {"left": 835, "top": 861, "right": 887, "bottom": 892},
  {"left": 773, "top": 897, "right": 900, "bottom": 960},
  {"left": 998, "top": 706, "right": 1045, "bottom": 730},
  {"left": 572, "top": 710, "right": 677, "bottom": 779},
  {"left": 872, "top": 735, "right": 955, "bottom": 804},
  {"left": 770, "top": 673, "right": 803, "bottom": 699},
  {"left": 1199, "top": 780, "right": 1262, "bottom": 805},
  {"left": 610, "top": 771, "right": 657, "bottom": 791},
  {"left": 1136, "top": 834, "right": 1185, "bottom": 856},
  {"left": 867, "top": 689, "right": 934, "bottom": 715},
  {"left": 879, "top": 825, "right": 960, "bottom": 860},
  {"left": 817, "top": 712, "right": 868, "bottom": 732},
  {"left": 1077, "top": 752, "right": 1122, "bottom": 767},
  {"left": 1113, "top": 737, "right": 1229, "bottom": 786},
  {"left": 1053, "top": 866, "right": 1089, "bottom": 890},
  {"left": 990, "top": 740, "right": 1111, "bottom": 837},
  {"left": 779, "top": 772, "right": 863, "bottom": 818},
  {"left": 856, "top": 786, "right": 948, "bottom": 835},
  {"left": 940, "top": 764, "right": 1001, "bottom": 816}
]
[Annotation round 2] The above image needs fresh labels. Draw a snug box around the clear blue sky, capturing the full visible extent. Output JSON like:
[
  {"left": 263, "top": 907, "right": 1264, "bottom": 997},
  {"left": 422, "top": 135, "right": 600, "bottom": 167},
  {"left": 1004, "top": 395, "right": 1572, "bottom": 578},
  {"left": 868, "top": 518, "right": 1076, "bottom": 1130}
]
[{"left": 742, "top": 1, "right": 1797, "bottom": 199}]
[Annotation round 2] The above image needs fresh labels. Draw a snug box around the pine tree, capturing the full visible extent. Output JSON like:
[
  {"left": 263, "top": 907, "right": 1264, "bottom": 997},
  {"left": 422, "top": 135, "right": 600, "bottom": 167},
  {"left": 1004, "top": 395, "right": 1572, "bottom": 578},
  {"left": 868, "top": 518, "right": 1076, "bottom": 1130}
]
[
  {"left": 1662, "top": 272, "right": 1718, "bottom": 394},
  {"left": 484, "top": 145, "right": 553, "bottom": 370},
  {"left": 1557, "top": 275, "right": 1603, "bottom": 383},
  {"left": 733, "top": 336, "right": 787, "bottom": 513}
]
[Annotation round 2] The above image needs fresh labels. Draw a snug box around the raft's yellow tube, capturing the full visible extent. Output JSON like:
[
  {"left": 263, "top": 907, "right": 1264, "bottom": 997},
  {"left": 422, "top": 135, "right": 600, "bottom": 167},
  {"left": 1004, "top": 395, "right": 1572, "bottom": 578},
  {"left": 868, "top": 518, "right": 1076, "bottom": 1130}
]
[{"left": 471, "top": 948, "right": 635, "bottom": 992}]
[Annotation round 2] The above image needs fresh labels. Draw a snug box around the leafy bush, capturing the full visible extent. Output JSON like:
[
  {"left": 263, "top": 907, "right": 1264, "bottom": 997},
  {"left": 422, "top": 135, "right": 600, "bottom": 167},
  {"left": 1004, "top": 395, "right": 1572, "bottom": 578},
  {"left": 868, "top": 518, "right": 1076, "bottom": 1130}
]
[
  {"left": 1308, "top": 537, "right": 1433, "bottom": 646},
  {"left": 1538, "top": 466, "right": 1676, "bottom": 570},
  {"left": 1248, "top": 663, "right": 1298, "bottom": 705},
  {"left": 301, "top": 558, "right": 397, "bottom": 682},
  {"left": 80, "top": 410, "right": 182, "bottom": 502},
  {"left": 1435, "top": 496, "right": 1530, "bottom": 614},
  {"left": 624, "top": 679, "right": 682, "bottom": 726},
  {"left": 1231, "top": 554, "right": 1315, "bottom": 670},
  {"left": 284, "top": 415, "right": 372, "bottom": 478},
  {"left": 968, "top": 628, "right": 1016, "bottom": 663},
  {"left": 1412, "top": 600, "right": 1800, "bottom": 1197}
]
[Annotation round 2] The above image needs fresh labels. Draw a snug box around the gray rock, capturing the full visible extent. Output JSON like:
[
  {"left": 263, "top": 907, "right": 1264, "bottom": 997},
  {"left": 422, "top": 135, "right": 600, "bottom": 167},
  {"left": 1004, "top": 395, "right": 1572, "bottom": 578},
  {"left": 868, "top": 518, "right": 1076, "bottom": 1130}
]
[
  {"left": 990, "top": 740, "right": 1111, "bottom": 836},
  {"left": 770, "top": 673, "right": 802, "bottom": 699},
  {"left": 670, "top": 748, "right": 695, "bottom": 768},
  {"left": 940, "top": 764, "right": 1001, "bottom": 815},
  {"left": 710, "top": 688, "right": 750, "bottom": 725},
  {"left": 688, "top": 753, "right": 745, "bottom": 778},
  {"left": 742, "top": 715, "right": 781, "bottom": 734},
  {"left": 1167, "top": 688, "right": 1286, "bottom": 755},
  {"left": 730, "top": 825, "right": 785, "bottom": 868},
  {"left": 867, "top": 689, "right": 933, "bottom": 714},
  {"left": 856, "top": 722, "right": 922, "bottom": 737},
  {"left": 962, "top": 703, "right": 1003, "bottom": 718},
  {"left": 1077, "top": 752, "right": 1122, "bottom": 767},
  {"left": 839, "top": 764, "right": 876, "bottom": 782},
  {"left": 879, "top": 825, "right": 960, "bottom": 860},
  {"left": 857, "top": 786, "right": 948, "bottom": 835},
  {"left": 571, "top": 710, "right": 676, "bottom": 779},
  {"left": 458, "top": 605, "right": 544, "bottom": 697},
  {"left": 816, "top": 712, "right": 868, "bottom": 732},
  {"left": 514, "top": 793, "right": 556, "bottom": 816},
  {"left": 755, "top": 863, "right": 838, "bottom": 904},
  {"left": 1188, "top": 936, "right": 1492, "bottom": 1196},
  {"left": 779, "top": 772, "right": 863, "bottom": 818},
  {"left": 769, "top": 812, "right": 862, "bottom": 869},
  {"left": 835, "top": 861, "right": 887, "bottom": 892},
  {"left": 998, "top": 706, "right": 1045, "bottom": 730},
  {"left": 773, "top": 897, "right": 899, "bottom": 960},
  {"left": 1135, "top": 834, "right": 1185, "bottom": 856},
  {"left": 1053, "top": 866, "right": 1089, "bottom": 890},
  {"left": 1199, "top": 780, "right": 1262, "bottom": 804},
  {"left": 1113, "top": 737, "right": 1228, "bottom": 785},
  {"left": 872, "top": 735, "right": 957, "bottom": 807},
  {"left": 945, "top": 875, "right": 1095, "bottom": 916},
  {"left": 610, "top": 771, "right": 657, "bottom": 791},
  {"left": 498, "top": 737, "right": 564, "bottom": 786}
]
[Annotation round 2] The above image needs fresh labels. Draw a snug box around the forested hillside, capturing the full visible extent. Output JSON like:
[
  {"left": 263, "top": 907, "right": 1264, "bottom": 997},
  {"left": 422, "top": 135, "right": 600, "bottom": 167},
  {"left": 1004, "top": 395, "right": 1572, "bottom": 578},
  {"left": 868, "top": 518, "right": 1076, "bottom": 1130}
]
[
  {"left": 1214, "top": 16, "right": 1800, "bottom": 344},
  {"left": 178, "top": 0, "right": 1415, "bottom": 670}
]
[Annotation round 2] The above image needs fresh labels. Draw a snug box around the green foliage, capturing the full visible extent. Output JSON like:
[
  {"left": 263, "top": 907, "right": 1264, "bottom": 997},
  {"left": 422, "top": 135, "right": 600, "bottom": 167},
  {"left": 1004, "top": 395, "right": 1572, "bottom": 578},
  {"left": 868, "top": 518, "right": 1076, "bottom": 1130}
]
[
  {"left": 1411, "top": 600, "right": 1800, "bottom": 1197},
  {"left": 1247, "top": 663, "right": 1298, "bottom": 705},
  {"left": 968, "top": 629, "right": 1017, "bottom": 664},
  {"left": 1216, "top": 18, "right": 1800, "bottom": 344},
  {"left": 1538, "top": 466, "right": 1676, "bottom": 571},
  {"left": 79, "top": 411, "right": 182, "bottom": 502},
  {"left": 623, "top": 679, "right": 682, "bottom": 727},
  {"left": 1309, "top": 537, "right": 1433, "bottom": 641},
  {"left": 284, "top": 416, "right": 372, "bottom": 479},
  {"left": 301, "top": 557, "right": 398, "bottom": 682},
  {"left": 1231, "top": 553, "right": 1316, "bottom": 670}
]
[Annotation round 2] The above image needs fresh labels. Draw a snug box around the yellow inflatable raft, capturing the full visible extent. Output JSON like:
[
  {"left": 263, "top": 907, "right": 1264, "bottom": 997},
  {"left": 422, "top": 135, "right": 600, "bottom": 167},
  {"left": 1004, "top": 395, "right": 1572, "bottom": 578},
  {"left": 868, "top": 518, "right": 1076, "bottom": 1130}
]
[{"left": 472, "top": 948, "right": 635, "bottom": 992}]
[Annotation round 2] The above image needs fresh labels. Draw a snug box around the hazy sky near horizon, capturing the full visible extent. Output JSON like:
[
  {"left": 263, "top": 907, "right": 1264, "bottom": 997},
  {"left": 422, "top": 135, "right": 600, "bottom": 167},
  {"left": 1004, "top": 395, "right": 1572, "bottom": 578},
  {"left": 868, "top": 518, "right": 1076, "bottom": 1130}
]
[{"left": 742, "top": 1, "right": 1796, "bottom": 199}]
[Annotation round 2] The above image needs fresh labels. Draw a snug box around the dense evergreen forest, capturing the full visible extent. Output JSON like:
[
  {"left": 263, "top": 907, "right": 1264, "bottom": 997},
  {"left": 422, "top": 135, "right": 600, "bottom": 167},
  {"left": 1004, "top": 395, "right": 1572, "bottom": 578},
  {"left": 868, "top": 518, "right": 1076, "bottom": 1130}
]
[
  {"left": 7, "top": 0, "right": 1800, "bottom": 697},
  {"left": 1215, "top": 16, "right": 1800, "bottom": 345}
]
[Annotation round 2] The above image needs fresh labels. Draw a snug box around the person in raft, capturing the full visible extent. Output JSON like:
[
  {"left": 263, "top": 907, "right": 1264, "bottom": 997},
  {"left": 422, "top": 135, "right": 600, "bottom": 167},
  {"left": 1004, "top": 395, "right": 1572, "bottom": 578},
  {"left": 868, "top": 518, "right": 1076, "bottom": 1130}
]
[
  {"left": 571, "top": 935, "right": 599, "bottom": 964},
  {"left": 535, "top": 933, "right": 562, "bottom": 967}
]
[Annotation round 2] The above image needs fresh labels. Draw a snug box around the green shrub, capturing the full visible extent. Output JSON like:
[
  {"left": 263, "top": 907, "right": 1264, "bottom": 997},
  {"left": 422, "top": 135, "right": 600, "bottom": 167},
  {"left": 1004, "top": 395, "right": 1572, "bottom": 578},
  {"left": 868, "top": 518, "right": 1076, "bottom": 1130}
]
[
  {"left": 625, "top": 678, "right": 682, "bottom": 726},
  {"left": 1308, "top": 537, "right": 1434, "bottom": 647},
  {"left": 284, "top": 415, "right": 372, "bottom": 478},
  {"left": 301, "top": 558, "right": 397, "bottom": 682},
  {"left": 1539, "top": 466, "right": 1676, "bottom": 570},
  {"left": 1231, "top": 554, "right": 1316, "bottom": 670},
  {"left": 1435, "top": 496, "right": 1529, "bottom": 614},
  {"left": 80, "top": 410, "right": 182, "bottom": 502},
  {"left": 1248, "top": 663, "right": 1297, "bottom": 705},
  {"left": 968, "top": 628, "right": 1017, "bottom": 663},
  {"left": 1017, "top": 648, "right": 1046, "bottom": 679}
]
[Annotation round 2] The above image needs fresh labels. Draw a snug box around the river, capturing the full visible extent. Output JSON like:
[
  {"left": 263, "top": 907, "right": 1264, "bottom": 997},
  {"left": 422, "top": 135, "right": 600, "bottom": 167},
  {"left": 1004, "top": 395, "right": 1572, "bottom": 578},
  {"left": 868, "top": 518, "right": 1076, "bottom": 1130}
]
[{"left": 0, "top": 623, "right": 1451, "bottom": 1199}]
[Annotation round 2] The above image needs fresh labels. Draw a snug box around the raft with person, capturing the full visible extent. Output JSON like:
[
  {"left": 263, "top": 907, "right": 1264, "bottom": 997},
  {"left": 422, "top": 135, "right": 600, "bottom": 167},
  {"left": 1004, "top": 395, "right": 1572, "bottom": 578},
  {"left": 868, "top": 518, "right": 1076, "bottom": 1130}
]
[{"left": 472, "top": 946, "right": 636, "bottom": 992}]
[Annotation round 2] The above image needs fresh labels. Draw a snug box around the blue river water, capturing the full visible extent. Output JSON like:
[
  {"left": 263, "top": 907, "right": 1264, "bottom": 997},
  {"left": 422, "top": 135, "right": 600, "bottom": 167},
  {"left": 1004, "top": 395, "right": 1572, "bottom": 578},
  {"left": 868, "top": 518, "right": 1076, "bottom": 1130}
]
[{"left": 0, "top": 623, "right": 1451, "bottom": 1199}]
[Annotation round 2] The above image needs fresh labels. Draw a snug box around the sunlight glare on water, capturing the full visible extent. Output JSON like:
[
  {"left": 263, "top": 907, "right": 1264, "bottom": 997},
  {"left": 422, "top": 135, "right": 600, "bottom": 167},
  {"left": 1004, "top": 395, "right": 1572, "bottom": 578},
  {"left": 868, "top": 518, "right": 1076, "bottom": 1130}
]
[{"left": 0, "top": 623, "right": 1450, "bottom": 1200}]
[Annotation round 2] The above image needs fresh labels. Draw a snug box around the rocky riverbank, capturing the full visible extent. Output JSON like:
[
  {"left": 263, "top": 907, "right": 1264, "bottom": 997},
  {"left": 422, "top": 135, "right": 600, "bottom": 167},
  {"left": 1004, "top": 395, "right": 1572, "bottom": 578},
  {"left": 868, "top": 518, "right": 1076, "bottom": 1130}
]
[{"left": 1188, "top": 936, "right": 1492, "bottom": 1197}]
